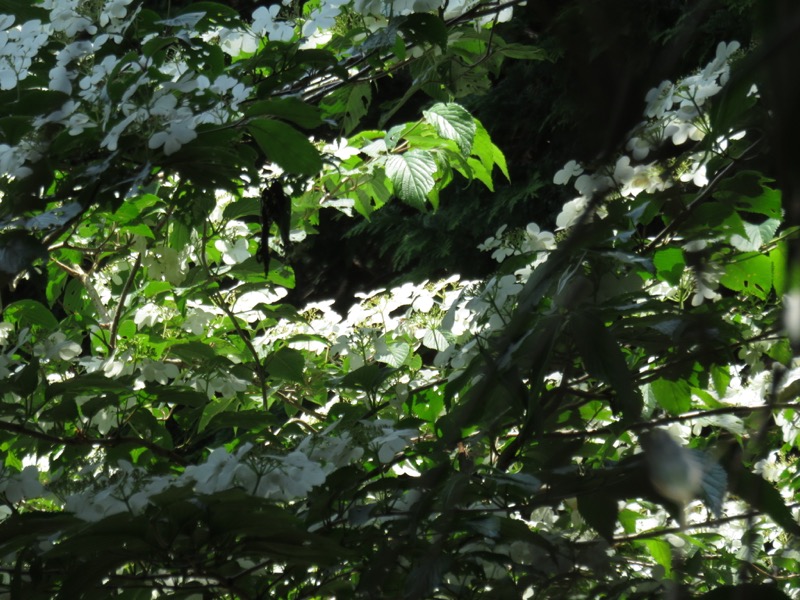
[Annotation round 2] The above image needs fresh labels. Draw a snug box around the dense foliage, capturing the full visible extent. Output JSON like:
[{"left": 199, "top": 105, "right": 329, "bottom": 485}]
[{"left": 1, "top": 1, "right": 799, "bottom": 599}]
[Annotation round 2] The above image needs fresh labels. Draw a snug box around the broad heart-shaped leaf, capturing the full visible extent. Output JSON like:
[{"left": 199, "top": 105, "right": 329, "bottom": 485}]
[
  {"left": 423, "top": 103, "right": 476, "bottom": 155},
  {"left": 386, "top": 150, "right": 437, "bottom": 208},
  {"left": 248, "top": 119, "right": 322, "bottom": 175}
]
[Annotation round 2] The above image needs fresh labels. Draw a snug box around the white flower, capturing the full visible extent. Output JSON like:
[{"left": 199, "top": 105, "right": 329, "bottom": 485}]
[
  {"left": 301, "top": 1, "right": 344, "bottom": 38},
  {"left": 523, "top": 222, "right": 555, "bottom": 253},
  {"left": 215, "top": 238, "right": 251, "bottom": 265},
  {"left": 148, "top": 117, "right": 197, "bottom": 155},
  {"left": 182, "top": 447, "right": 239, "bottom": 494},
  {"left": 679, "top": 158, "right": 708, "bottom": 187},
  {"left": 48, "top": 65, "right": 73, "bottom": 94},
  {"left": 626, "top": 135, "right": 652, "bottom": 160},
  {"left": 134, "top": 303, "right": 164, "bottom": 328},
  {"left": 50, "top": 5, "right": 97, "bottom": 37},
  {"left": 252, "top": 5, "right": 295, "bottom": 42},
  {"left": 218, "top": 27, "right": 259, "bottom": 56},
  {"left": 556, "top": 196, "right": 589, "bottom": 230},
  {"left": 0, "top": 465, "right": 44, "bottom": 503},
  {"left": 183, "top": 305, "right": 216, "bottom": 336},
  {"left": 574, "top": 172, "right": 612, "bottom": 196},
  {"left": 372, "top": 429, "right": 416, "bottom": 463},
  {"left": 100, "top": 0, "right": 133, "bottom": 27},
  {"left": 553, "top": 160, "right": 583, "bottom": 185},
  {"left": 138, "top": 359, "right": 179, "bottom": 384},
  {"left": 34, "top": 332, "right": 82, "bottom": 361},
  {"left": 0, "top": 322, "right": 13, "bottom": 345},
  {"left": 691, "top": 268, "right": 722, "bottom": 306},
  {"left": 754, "top": 451, "right": 782, "bottom": 483},
  {"left": 645, "top": 80, "right": 676, "bottom": 118},
  {"left": 323, "top": 138, "right": 360, "bottom": 160}
]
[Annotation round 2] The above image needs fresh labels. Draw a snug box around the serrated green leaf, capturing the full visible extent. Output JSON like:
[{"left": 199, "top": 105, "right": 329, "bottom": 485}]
[
  {"left": 375, "top": 341, "right": 410, "bottom": 368},
  {"left": 386, "top": 150, "right": 437, "bottom": 208},
  {"left": 492, "top": 140, "right": 509, "bottom": 180},
  {"left": 730, "top": 218, "right": 780, "bottom": 251},
  {"left": 423, "top": 103, "right": 476, "bottom": 155},
  {"left": 248, "top": 119, "right": 322, "bottom": 175}
]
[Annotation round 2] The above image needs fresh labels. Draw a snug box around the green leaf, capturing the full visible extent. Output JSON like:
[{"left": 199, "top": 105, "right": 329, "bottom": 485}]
[
  {"left": 642, "top": 539, "right": 673, "bottom": 578},
  {"left": 729, "top": 219, "right": 780, "bottom": 251},
  {"left": 771, "top": 241, "right": 787, "bottom": 296},
  {"left": 423, "top": 103, "right": 476, "bottom": 155},
  {"left": 344, "top": 82, "right": 372, "bottom": 134},
  {"left": 648, "top": 378, "right": 691, "bottom": 414},
  {"left": 265, "top": 347, "right": 305, "bottom": 383},
  {"left": 3, "top": 300, "right": 58, "bottom": 331},
  {"left": 248, "top": 119, "right": 322, "bottom": 175},
  {"left": 496, "top": 43, "right": 548, "bottom": 60},
  {"left": 492, "top": 139, "right": 509, "bottom": 181},
  {"left": 169, "top": 342, "right": 220, "bottom": 362},
  {"left": 386, "top": 150, "right": 437, "bottom": 208},
  {"left": 375, "top": 341, "right": 410, "bottom": 368},
  {"left": 577, "top": 492, "right": 618, "bottom": 541},
  {"left": 730, "top": 468, "right": 800, "bottom": 536},
  {"left": 569, "top": 311, "right": 642, "bottom": 421},
  {"left": 223, "top": 197, "right": 261, "bottom": 220},
  {"left": 719, "top": 254, "right": 772, "bottom": 299},
  {"left": 398, "top": 13, "right": 448, "bottom": 50},
  {"left": 244, "top": 98, "right": 322, "bottom": 128},
  {"left": 198, "top": 396, "right": 237, "bottom": 433},
  {"left": 653, "top": 248, "right": 685, "bottom": 285},
  {"left": 338, "top": 363, "right": 395, "bottom": 392}
]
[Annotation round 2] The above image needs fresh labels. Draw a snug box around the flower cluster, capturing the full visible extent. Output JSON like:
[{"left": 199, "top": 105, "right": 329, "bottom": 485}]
[{"left": 552, "top": 41, "right": 743, "bottom": 231}]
